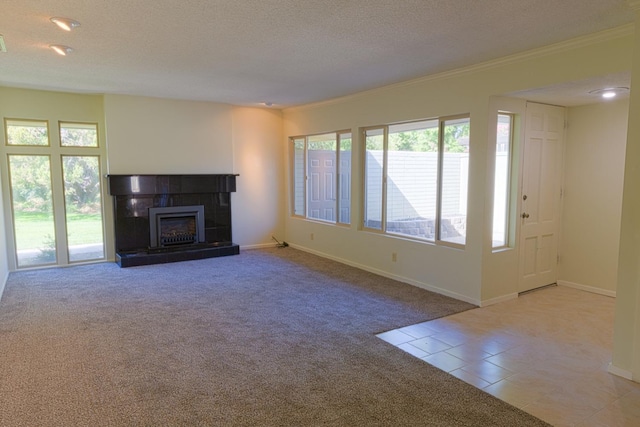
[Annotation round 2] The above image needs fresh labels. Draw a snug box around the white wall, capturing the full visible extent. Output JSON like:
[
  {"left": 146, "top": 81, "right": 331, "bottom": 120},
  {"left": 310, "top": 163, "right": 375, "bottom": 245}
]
[
  {"left": 104, "top": 95, "right": 234, "bottom": 174},
  {"left": 283, "top": 28, "right": 634, "bottom": 305},
  {"left": 559, "top": 99, "right": 629, "bottom": 295},
  {"left": 231, "top": 107, "right": 285, "bottom": 247}
]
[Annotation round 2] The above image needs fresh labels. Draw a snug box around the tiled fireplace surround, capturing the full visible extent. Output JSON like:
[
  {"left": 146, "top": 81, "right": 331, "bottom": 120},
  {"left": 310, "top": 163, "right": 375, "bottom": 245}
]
[{"left": 107, "top": 174, "right": 240, "bottom": 267}]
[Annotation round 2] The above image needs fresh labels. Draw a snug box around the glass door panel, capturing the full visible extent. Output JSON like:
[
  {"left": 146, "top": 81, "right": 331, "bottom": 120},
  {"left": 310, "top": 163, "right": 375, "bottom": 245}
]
[
  {"left": 62, "top": 156, "right": 105, "bottom": 262},
  {"left": 8, "top": 155, "right": 57, "bottom": 267}
]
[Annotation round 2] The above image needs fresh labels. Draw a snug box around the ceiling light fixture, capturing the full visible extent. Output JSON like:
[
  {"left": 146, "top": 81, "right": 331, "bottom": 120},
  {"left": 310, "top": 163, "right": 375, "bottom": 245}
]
[
  {"left": 50, "top": 44, "right": 73, "bottom": 56},
  {"left": 50, "top": 17, "right": 81, "bottom": 31},
  {"left": 588, "top": 87, "right": 630, "bottom": 99},
  {"left": 264, "top": 102, "right": 273, "bottom": 107}
]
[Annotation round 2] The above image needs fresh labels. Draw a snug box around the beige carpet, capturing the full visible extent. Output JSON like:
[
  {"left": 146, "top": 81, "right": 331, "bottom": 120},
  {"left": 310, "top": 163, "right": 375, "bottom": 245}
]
[{"left": 0, "top": 247, "right": 550, "bottom": 426}]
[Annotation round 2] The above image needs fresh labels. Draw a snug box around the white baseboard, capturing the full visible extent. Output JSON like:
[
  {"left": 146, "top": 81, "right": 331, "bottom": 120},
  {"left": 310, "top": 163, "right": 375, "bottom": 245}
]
[
  {"left": 288, "top": 243, "right": 480, "bottom": 306},
  {"left": 608, "top": 363, "right": 634, "bottom": 380},
  {"left": 240, "top": 243, "right": 278, "bottom": 250},
  {"left": 480, "top": 293, "right": 518, "bottom": 307},
  {"left": 558, "top": 280, "right": 616, "bottom": 298}
]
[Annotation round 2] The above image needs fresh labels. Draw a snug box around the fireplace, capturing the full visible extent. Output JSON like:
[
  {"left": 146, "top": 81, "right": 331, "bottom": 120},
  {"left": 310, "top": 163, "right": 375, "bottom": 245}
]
[
  {"left": 108, "top": 174, "right": 239, "bottom": 267},
  {"left": 149, "top": 205, "right": 205, "bottom": 248}
]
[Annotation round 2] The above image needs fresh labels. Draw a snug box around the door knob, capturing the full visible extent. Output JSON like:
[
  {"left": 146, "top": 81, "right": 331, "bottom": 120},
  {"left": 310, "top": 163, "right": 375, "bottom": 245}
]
[{"left": 521, "top": 212, "right": 530, "bottom": 219}]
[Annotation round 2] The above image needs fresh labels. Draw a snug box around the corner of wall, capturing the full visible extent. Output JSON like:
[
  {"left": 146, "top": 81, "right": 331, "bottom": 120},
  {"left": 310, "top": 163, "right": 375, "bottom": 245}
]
[
  {"left": 231, "top": 106, "right": 286, "bottom": 246},
  {"left": 0, "top": 271, "right": 7, "bottom": 302}
]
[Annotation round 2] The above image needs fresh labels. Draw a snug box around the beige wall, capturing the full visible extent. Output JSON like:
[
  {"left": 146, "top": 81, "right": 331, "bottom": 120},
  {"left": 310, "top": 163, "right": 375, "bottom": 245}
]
[
  {"left": 559, "top": 99, "right": 629, "bottom": 295},
  {"left": 104, "top": 94, "right": 234, "bottom": 174},
  {"left": 283, "top": 29, "right": 634, "bottom": 305},
  {"left": 103, "top": 95, "right": 284, "bottom": 249},
  {"left": 613, "top": 10, "right": 640, "bottom": 382},
  {"left": 480, "top": 97, "right": 526, "bottom": 303},
  {"left": 231, "top": 107, "right": 286, "bottom": 247}
]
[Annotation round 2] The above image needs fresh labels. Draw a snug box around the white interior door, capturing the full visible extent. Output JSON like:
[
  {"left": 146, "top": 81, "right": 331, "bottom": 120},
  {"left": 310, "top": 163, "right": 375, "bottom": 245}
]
[{"left": 518, "top": 102, "right": 565, "bottom": 293}]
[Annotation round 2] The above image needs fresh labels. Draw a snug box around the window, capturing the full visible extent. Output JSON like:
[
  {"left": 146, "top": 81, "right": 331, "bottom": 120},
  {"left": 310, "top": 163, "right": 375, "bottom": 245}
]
[
  {"left": 8, "top": 154, "right": 57, "bottom": 266},
  {"left": 338, "top": 133, "right": 352, "bottom": 223},
  {"left": 292, "top": 138, "right": 305, "bottom": 216},
  {"left": 363, "top": 115, "right": 470, "bottom": 246},
  {"left": 290, "top": 131, "right": 351, "bottom": 224},
  {"left": 492, "top": 113, "right": 514, "bottom": 248},
  {"left": 60, "top": 122, "right": 99, "bottom": 147},
  {"left": 5, "top": 119, "right": 49, "bottom": 146},
  {"left": 2, "top": 119, "right": 106, "bottom": 268}
]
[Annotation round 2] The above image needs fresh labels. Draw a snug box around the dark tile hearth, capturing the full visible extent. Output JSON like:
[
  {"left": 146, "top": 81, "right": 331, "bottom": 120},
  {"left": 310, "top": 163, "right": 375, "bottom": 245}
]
[
  {"left": 116, "top": 243, "right": 240, "bottom": 267},
  {"left": 108, "top": 174, "right": 239, "bottom": 267}
]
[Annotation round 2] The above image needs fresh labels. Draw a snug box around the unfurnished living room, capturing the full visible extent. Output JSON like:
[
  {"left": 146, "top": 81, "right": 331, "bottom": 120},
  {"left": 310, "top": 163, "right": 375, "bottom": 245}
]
[{"left": 1, "top": 1, "right": 640, "bottom": 426}]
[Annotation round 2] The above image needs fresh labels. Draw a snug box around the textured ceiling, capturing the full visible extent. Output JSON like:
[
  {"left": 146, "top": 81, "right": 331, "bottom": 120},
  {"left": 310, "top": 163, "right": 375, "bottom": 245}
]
[{"left": 0, "top": 0, "right": 636, "bottom": 107}]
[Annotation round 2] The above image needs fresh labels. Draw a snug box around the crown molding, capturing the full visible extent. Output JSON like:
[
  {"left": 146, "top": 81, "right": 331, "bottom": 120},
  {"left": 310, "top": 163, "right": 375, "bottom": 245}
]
[
  {"left": 285, "top": 24, "right": 634, "bottom": 113},
  {"left": 627, "top": 0, "right": 640, "bottom": 12}
]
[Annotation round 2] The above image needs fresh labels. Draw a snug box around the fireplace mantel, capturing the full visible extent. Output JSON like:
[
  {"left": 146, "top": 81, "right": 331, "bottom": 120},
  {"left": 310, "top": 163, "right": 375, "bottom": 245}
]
[{"left": 107, "top": 174, "right": 240, "bottom": 267}]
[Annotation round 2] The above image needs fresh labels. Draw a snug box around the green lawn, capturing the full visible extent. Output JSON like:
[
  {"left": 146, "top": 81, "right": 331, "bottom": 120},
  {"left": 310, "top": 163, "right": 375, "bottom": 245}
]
[{"left": 14, "top": 211, "right": 103, "bottom": 250}]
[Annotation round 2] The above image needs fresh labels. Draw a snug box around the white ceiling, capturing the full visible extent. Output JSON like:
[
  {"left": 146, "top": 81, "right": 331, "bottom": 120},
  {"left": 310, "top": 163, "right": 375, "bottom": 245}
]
[{"left": 0, "top": 1, "right": 636, "bottom": 108}]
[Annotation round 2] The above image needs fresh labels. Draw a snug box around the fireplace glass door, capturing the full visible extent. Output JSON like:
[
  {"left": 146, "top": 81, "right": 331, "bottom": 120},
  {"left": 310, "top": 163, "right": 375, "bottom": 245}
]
[{"left": 149, "top": 205, "right": 205, "bottom": 248}]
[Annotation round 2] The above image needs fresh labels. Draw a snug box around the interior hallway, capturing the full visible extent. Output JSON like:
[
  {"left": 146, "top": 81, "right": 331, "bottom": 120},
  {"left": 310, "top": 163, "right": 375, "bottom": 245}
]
[{"left": 377, "top": 286, "right": 640, "bottom": 426}]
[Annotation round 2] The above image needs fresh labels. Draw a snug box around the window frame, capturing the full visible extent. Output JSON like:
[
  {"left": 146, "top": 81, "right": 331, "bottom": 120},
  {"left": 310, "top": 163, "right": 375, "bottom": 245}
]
[
  {"left": 361, "top": 114, "right": 470, "bottom": 248},
  {"left": 59, "top": 121, "right": 100, "bottom": 148},
  {"left": 492, "top": 112, "right": 515, "bottom": 250},
  {"left": 291, "top": 137, "right": 306, "bottom": 218},
  {"left": 1, "top": 118, "right": 108, "bottom": 269},
  {"left": 4, "top": 118, "right": 50, "bottom": 147},
  {"left": 290, "top": 130, "right": 352, "bottom": 225}
]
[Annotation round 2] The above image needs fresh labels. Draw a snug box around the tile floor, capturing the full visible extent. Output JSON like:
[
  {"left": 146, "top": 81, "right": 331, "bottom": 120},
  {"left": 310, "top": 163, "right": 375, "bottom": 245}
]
[{"left": 377, "top": 285, "right": 640, "bottom": 426}]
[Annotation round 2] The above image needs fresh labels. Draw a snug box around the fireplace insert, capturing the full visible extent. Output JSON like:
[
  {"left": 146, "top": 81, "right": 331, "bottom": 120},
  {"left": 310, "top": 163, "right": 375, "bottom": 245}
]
[{"left": 149, "top": 205, "right": 205, "bottom": 248}]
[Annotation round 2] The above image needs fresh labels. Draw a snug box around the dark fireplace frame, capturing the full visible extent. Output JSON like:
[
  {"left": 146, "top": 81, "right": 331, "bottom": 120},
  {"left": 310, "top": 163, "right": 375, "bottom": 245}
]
[{"left": 108, "top": 174, "right": 240, "bottom": 267}]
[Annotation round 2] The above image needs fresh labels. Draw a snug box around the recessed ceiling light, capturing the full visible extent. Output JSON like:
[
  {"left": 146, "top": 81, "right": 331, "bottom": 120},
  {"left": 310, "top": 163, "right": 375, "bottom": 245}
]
[
  {"left": 50, "top": 17, "right": 81, "bottom": 31},
  {"left": 50, "top": 44, "right": 73, "bottom": 56},
  {"left": 588, "top": 87, "right": 630, "bottom": 99}
]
